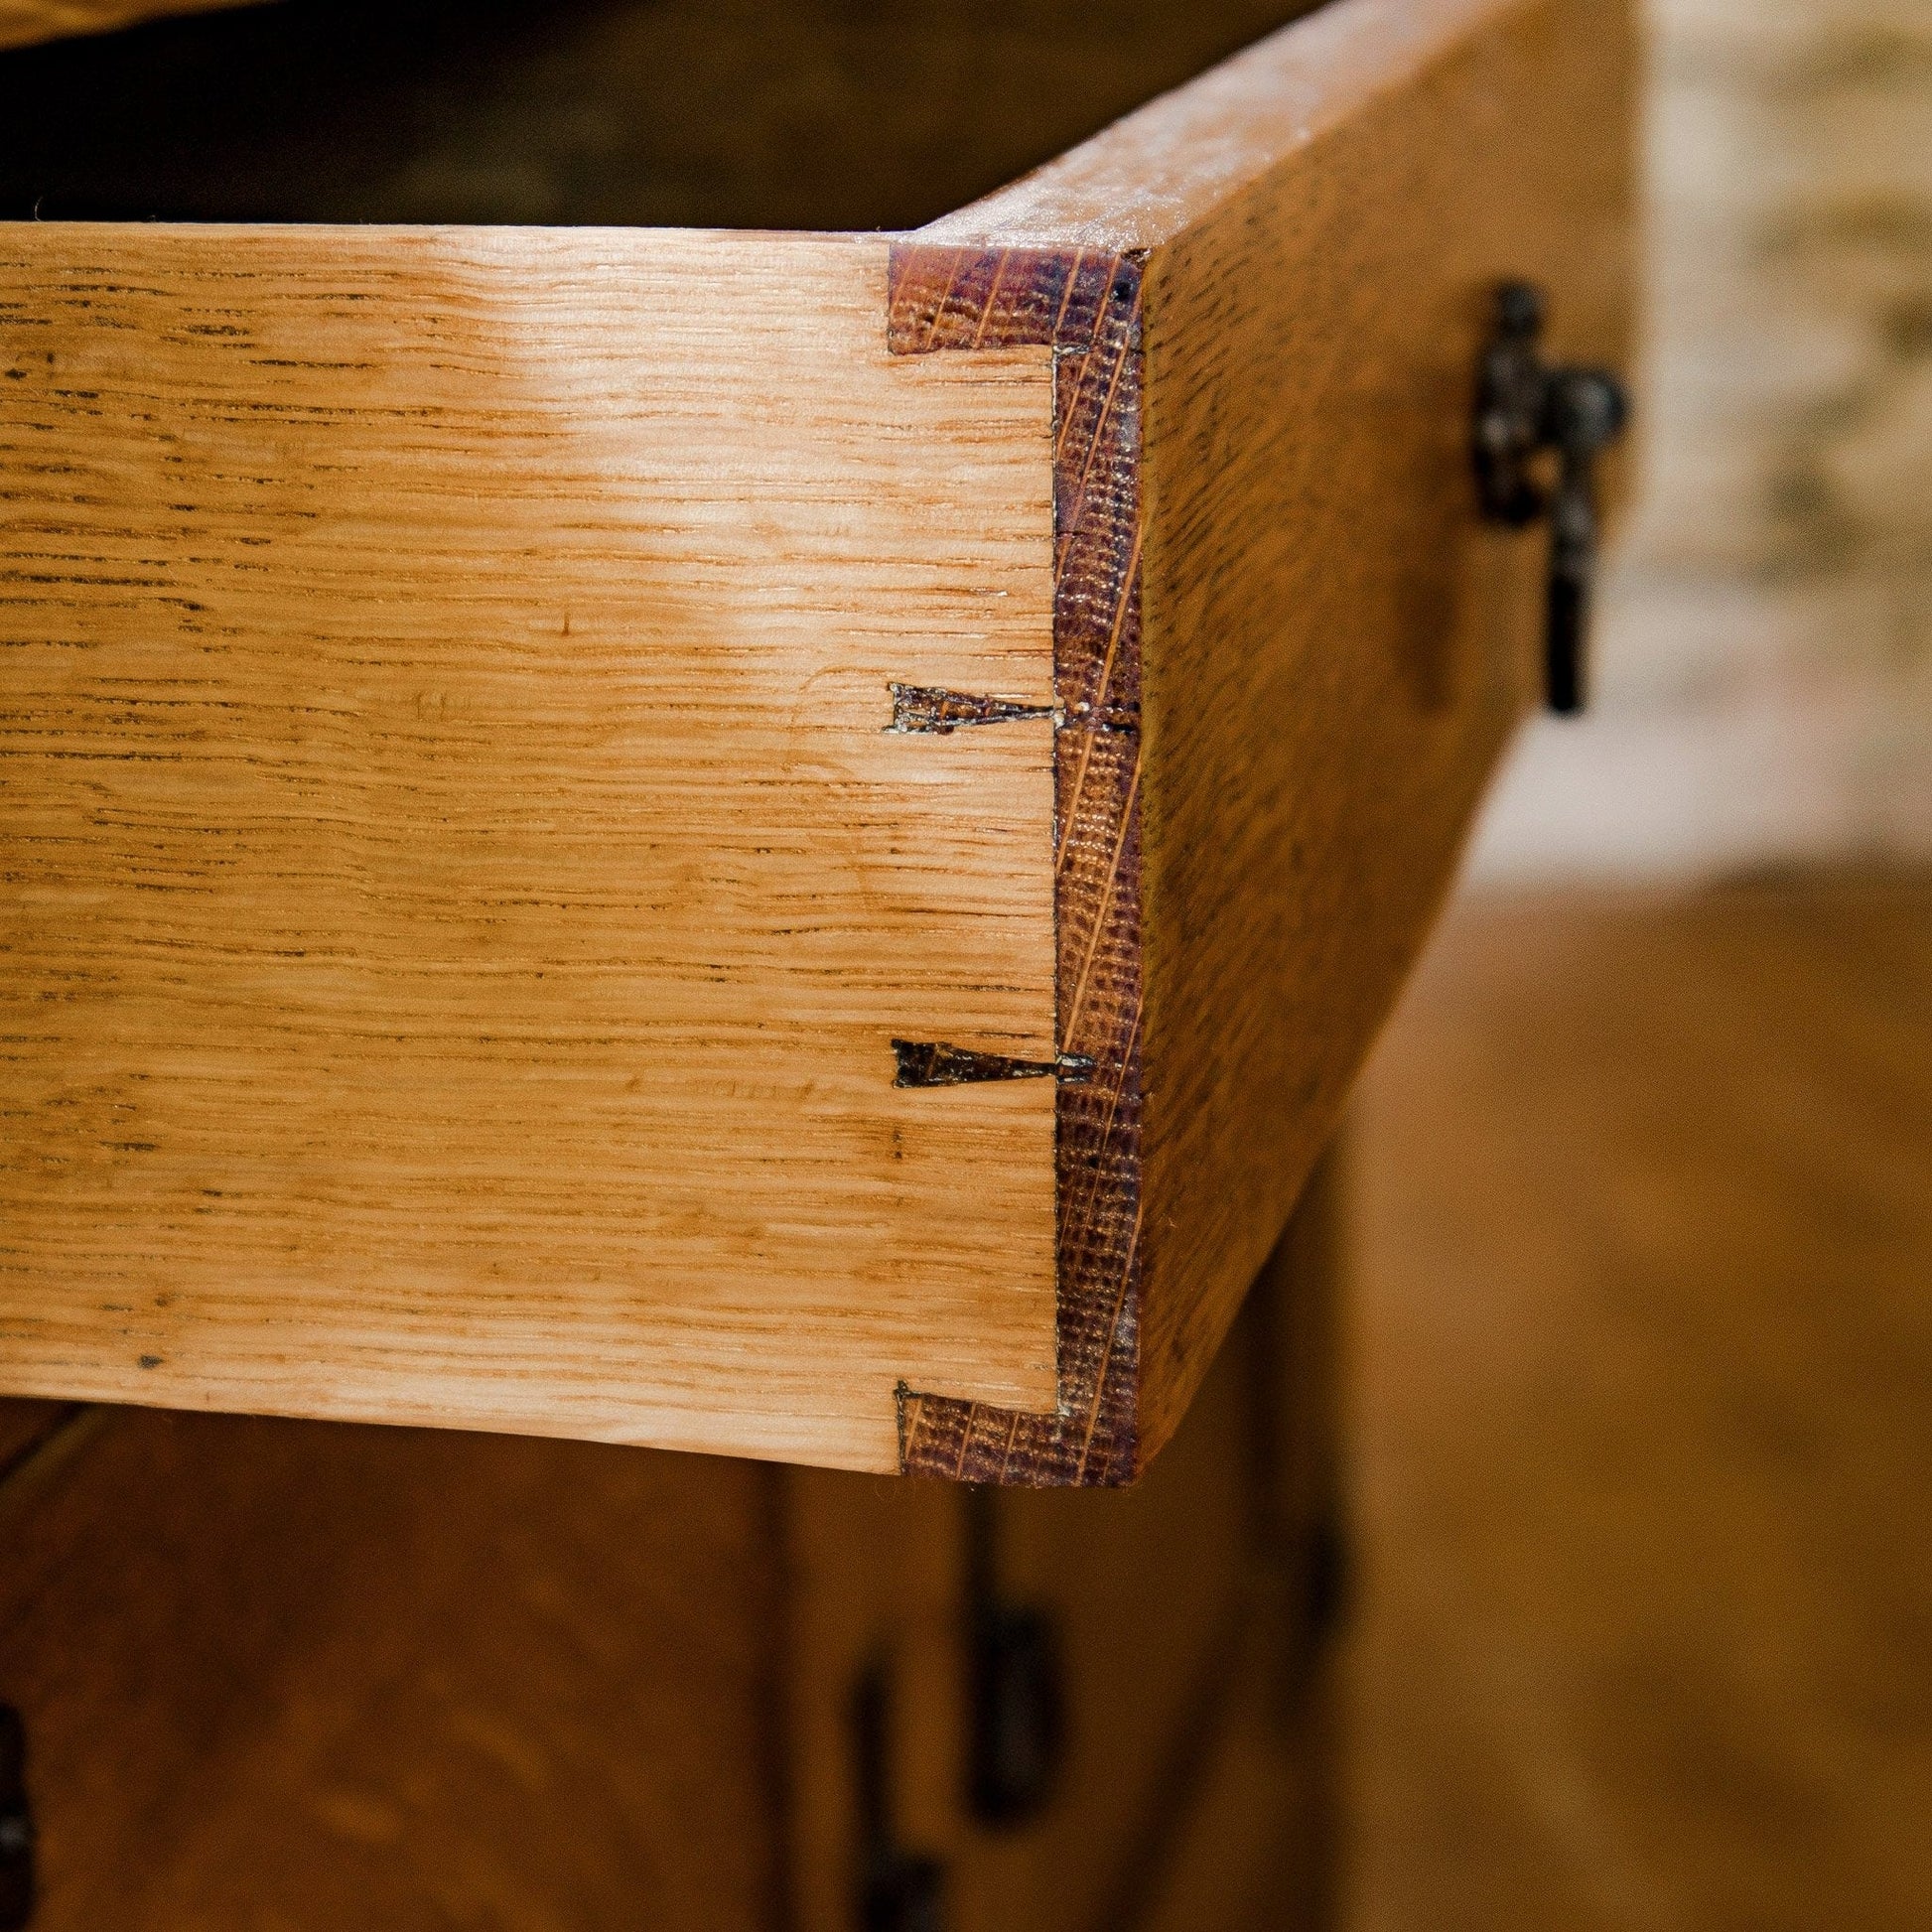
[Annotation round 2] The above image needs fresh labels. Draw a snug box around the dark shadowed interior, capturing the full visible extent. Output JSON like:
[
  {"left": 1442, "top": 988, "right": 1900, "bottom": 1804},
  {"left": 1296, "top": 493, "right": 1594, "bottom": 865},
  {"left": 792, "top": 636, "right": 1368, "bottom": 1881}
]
[{"left": 0, "top": 0, "right": 1317, "bottom": 228}]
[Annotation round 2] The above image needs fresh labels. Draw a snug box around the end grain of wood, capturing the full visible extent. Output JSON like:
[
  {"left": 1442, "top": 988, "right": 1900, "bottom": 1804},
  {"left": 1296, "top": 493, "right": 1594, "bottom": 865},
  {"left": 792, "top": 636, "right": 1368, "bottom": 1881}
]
[
  {"left": 907, "top": 0, "right": 1638, "bottom": 1466},
  {"left": 0, "top": 0, "right": 1639, "bottom": 1479}
]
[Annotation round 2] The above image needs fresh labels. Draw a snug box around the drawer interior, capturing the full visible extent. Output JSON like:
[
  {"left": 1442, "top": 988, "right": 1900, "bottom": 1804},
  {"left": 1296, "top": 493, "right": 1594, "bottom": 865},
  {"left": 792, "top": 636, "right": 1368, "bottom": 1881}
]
[{"left": 0, "top": 0, "right": 1316, "bottom": 229}]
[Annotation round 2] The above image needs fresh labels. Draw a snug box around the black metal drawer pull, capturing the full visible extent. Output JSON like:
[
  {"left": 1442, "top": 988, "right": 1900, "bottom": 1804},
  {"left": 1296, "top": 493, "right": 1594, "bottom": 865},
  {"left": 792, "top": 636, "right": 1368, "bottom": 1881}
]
[
  {"left": 1474, "top": 281, "right": 1631, "bottom": 715},
  {"left": 853, "top": 1660, "right": 948, "bottom": 1932},
  {"left": 0, "top": 1708, "right": 33, "bottom": 1932},
  {"left": 965, "top": 1487, "right": 1065, "bottom": 1830}
]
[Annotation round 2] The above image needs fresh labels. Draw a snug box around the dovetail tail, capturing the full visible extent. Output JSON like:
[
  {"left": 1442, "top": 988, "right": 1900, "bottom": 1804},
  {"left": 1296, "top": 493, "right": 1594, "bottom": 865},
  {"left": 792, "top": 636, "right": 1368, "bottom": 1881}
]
[
  {"left": 889, "top": 683, "right": 1054, "bottom": 735},
  {"left": 894, "top": 1040, "right": 1094, "bottom": 1089}
]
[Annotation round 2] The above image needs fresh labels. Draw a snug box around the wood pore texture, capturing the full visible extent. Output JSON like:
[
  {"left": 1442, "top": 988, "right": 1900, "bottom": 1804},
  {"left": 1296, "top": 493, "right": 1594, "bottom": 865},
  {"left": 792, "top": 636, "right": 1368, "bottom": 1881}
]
[
  {"left": 0, "top": 0, "right": 253, "bottom": 56},
  {"left": 0, "top": 226, "right": 1059, "bottom": 1468},
  {"left": 891, "top": 247, "right": 1147, "bottom": 1486},
  {"left": 1130, "top": 0, "right": 1638, "bottom": 1455}
]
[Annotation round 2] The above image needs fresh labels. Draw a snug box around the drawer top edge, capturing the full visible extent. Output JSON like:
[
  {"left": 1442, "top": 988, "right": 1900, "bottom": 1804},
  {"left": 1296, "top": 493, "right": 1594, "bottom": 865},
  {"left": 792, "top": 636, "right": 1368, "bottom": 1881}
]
[{"left": 911, "top": 0, "right": 1529, "bottom": 253}]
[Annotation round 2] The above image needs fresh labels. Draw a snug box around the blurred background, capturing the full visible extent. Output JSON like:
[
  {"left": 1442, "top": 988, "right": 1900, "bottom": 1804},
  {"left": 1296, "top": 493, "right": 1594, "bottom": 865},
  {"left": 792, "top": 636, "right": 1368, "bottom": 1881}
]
[
  {"left": 1347, "top": 0, "right": 1931, "bottom": 1923},
  {"left": 1476, "top": 0, "right": 1932, "bottom": 881}
]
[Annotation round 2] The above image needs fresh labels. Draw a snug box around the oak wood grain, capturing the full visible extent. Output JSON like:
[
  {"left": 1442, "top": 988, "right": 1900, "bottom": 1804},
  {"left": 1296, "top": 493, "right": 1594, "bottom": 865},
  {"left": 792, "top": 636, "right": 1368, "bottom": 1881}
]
[
  {"left": 0, "top": 225, "right": 1059, "bottom": 1470},
  {"left": 1132, "top": 0, "right": 1637, "bottom": 1455},
  {"left": 0, "top": 0, "right": 254, "bottom": 54},
  {"left": 890, "top": 247, "right": 1146, "bottom": 1486}
]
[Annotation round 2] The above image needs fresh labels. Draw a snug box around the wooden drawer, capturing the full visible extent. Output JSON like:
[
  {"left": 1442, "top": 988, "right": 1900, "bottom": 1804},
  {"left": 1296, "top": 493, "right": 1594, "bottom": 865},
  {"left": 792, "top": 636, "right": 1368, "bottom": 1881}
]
[{"left": 0, "top": 0, "right": 1635, "bottom": 1479}]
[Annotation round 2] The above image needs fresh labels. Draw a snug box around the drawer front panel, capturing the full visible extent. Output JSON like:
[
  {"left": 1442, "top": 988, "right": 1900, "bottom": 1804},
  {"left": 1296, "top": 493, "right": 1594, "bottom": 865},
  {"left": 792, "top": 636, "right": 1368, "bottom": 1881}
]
[
  {"left": 895, "top": 0, "right": 1637, "bottom": 1476},
  {"left": 1136, "top": 0, "right": 1637, "bottom": 1447}
]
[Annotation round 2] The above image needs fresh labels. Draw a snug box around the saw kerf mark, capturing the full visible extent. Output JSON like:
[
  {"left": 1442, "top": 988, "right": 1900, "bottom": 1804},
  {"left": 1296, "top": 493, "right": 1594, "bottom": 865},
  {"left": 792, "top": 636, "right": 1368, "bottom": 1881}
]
[
  {"left": 888, "top": 682, "right": 1054, "bottom": 734},
  {"left": 893, "top": 1039, "right": 1094, "bottom": 1089}
]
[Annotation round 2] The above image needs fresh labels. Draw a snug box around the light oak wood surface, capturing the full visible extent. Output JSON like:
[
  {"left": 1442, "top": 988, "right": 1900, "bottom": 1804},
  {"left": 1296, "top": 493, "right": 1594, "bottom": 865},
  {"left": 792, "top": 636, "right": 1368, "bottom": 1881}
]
[
  {"left": 0, "top": 226, "right": 1058, "bottom": 1468},
  {"left": 0, "top": 0, "right": 253, "bottom": 54}
]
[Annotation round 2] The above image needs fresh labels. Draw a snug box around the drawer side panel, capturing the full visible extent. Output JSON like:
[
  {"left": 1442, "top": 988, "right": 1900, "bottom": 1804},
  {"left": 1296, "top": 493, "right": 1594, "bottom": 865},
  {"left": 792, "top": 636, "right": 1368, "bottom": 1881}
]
[{"left": 0, "top": 225, "right": 1060, "bottom": 1468}]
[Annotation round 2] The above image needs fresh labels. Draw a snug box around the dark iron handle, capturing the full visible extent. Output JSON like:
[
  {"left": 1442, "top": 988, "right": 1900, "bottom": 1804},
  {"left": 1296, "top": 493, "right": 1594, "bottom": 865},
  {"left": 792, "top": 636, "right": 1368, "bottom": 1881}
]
[
  {"left": 965, "top": 1486, "right": 1065, "bottom": 1830},
  {"left": 853, "top": 1660, "right": 949, "bottom": 1932},
  {"left": 1474, "top": 282, "right": 1630, "bottom": 714}
]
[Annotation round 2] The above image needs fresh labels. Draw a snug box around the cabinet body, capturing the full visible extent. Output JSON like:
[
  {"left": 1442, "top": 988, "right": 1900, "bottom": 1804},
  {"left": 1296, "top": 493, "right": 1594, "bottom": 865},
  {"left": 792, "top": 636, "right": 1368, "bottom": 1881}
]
[{"left": 0, "top": 1167, "right": 1342, "bottom": 1930}]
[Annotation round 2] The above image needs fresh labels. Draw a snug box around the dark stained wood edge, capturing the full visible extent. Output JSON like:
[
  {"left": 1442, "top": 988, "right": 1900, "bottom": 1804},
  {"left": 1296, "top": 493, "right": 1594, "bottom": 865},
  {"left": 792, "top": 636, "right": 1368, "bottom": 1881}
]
[{"left": 890, "top": 244, "right": 1146, "bottom": 1486}]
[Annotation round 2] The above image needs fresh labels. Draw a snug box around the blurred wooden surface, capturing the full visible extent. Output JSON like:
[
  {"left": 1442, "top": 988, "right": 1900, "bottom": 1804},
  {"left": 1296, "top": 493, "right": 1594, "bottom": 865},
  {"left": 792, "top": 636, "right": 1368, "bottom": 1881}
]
[
  {"left": 0, "top": 0, "right": 254, "bottom": 56},
  {"left": 0, "top": 1414, "right": 787, "bottom": 1930},
  {"left": 1347, "top": 874, "right": 1932, "bottom": 1932},
  {"left": 0, "top": 1403, "right": 69, "bottom": 1477},
  {"left": 0, "top": 1162, "right": 1345, "bottom": 1929},
  {"left": 785, "top": 1279, "right": 1302, "bottom": 1932}
]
